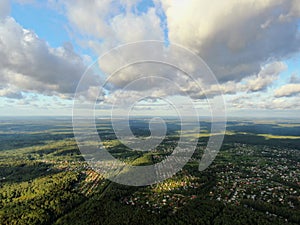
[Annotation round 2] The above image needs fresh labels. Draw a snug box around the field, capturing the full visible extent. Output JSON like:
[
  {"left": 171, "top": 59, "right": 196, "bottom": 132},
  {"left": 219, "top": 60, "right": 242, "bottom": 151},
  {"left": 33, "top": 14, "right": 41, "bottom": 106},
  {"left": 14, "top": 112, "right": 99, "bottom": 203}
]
[{"left": 0, "top": 117, "right": 299, "bottom": 225}]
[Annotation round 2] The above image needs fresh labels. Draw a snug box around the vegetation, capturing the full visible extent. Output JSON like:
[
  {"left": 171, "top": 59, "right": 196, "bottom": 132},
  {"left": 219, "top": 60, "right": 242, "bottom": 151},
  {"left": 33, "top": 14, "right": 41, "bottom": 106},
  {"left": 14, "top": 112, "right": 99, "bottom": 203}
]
[{"left": 0, "top": 118, "right": 299, "bottom": 224}]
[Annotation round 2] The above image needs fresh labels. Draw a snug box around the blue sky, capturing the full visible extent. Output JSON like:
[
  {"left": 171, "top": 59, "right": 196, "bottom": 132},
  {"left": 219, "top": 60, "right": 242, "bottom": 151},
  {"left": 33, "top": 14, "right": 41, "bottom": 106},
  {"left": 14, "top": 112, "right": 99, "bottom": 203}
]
[
  {"left": 0, "top": 0, "right": 300, "bottom": 117},
  {"left": 11, "top": 3, "right": 69, "bottom": 47}
]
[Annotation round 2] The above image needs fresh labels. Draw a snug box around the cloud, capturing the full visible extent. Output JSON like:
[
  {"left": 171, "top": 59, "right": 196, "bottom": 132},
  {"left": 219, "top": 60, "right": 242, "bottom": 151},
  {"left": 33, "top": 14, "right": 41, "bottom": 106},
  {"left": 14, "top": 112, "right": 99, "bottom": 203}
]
[
  {"left": 2, "top": 0, "right": 300, "bottom": 115},
  {"left": 243, "top": 61, "right": 287, "bottom": 92},
  {"left": 54, "top": 1, "right": 300, "bottom": 103},
  {"left": 161, "top": 0, "right": 300, "bottom": 82},
  {"left": 0, "top": 0, "right": 10, "bottom": 19},
  {"left": 174, "top": 61, "right": 287, "bottom": 99},
  {"left": 0, "top": 87, "right": 23, "bottom": 99},
  {"left": 111, "top": 8, "right": 163, "bottom": 43},
  {"left": 13, "top": 0, "right": 36, "bottom": 4},
  {"left": 289, "top": 73, "right": 300, "bottom": 83},
  {"left": 227, "top": 91, "right": 300, "bottom": 110},
  {"left": 60, "top": 0, "right": 164, "bottom": 52},
  {"left": 0, "top": 17, "right": 100, "bottom": 99},
  {"left": 274, "top": 83, "right": 300, "bottom": 97},
  {"left": 270, "top": 98, "right": 300, "bottom": 109}
]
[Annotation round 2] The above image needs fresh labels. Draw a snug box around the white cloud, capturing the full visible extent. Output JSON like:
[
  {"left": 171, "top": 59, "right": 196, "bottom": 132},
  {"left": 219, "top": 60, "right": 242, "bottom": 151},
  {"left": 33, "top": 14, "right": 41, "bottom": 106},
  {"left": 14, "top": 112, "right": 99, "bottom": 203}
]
[
  {"left": 111, "top": 8, "right": 163, "bottom": 43},
  {"left": 227, "top": 91, "right": 300, "bottom": 110},
  {"left": 60, "top": 0, "right": 164, "bottom": 52},
  {"left": 243, "top": 62, "right": 287, "bottom": 92},
  {"left": 270, "top": 98, "right": 300, "bottom": 109},
  {"left": 160, "top": 0, "right": 300, "bottom": 82},
  {"left": 2, "top": 0, "right": 300, "bottom": 115},
  {"left": 13, "top": 0, "right": 36, "bottom": 4},
  {"left": 56, "top": 1, "right": 300, "bottom": 102},
  {"left": 274, "top": 83, "right": 300, "bottom": 97},
  {"left": 0, "top": 86, "right": 23, "bottom": 99},
  {"left": 176, "top": 61, "right": 287, "bottom": 99},
  {"left": 0, "top": 17, "right": 100, "bottom": 99}
]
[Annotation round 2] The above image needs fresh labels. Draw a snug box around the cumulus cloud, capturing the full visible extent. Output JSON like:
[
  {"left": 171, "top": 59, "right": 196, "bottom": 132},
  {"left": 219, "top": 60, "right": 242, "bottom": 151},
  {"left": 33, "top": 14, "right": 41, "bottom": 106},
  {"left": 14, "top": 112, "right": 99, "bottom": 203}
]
[
  {"left": 61, "top": 0, "right": 164, "bottom": 52},
  {"left": 160, "top": 0, "right": 300, "bottom": 82},
  {"left": 243, "top": 61, "right": 287, "bottom": 92},
  {"left": 56, "top": 1, "right": 300, "bottom": 100},
  {"left": 0, "top": 17, "right": 99, "bottom": 99},
  {"left": 274, "top": 84, "right": 300, "bottom": 97},
  {"left": 2, "top": 0, "right": 300, "bottom": 114},
  {"left": 169, "top": 61, "right": 286, "bottom": 99}
]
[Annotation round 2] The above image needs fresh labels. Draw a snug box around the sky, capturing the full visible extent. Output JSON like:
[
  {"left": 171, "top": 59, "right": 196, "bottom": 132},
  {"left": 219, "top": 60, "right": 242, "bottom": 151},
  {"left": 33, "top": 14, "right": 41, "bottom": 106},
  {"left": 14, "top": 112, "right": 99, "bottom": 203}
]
[{"left": 0, "top": 0, "right": 300, "bottom": 118}]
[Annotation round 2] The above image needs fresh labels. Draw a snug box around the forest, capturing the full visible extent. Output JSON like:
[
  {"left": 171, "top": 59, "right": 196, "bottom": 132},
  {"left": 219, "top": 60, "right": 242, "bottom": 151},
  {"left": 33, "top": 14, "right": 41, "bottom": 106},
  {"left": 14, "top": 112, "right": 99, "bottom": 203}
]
[{"left": 0, "top": 118, "right": 299, "bottom": 224}]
